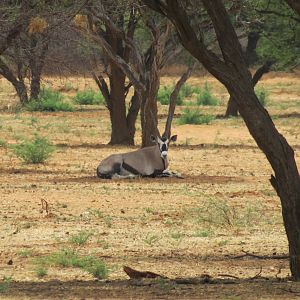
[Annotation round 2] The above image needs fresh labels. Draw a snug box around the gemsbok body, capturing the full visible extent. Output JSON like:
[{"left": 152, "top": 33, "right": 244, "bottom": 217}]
[{"left": 97, "top": 134, "right": 177, "bottom": 178}]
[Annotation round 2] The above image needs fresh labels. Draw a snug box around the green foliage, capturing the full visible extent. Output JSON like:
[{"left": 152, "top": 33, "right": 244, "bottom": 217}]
[
  {"left": 255, "top": 86, "right": 269, "bottom": 107},
  {"left": 0, "top": 276, "right": 12, "bottom": 294},
  {"left": 158, "top": 84, "right": 199, "bottom": 106},
  {"left": 13, "top": 135, "right": 55, "bottom": 164},
  {"left": 255, "top": 0, "right": 300, "bottom": 70},
  {"left": 74, "top": 89, "right": 105, "bottom": 105},
  {"left": 196, "top": 82, "right": 219, "bottom": 106},
  {"left": 27, "top": 88, "right": 74, "bottom": 112},
  {"left": 37, "top": 248, "right": 109, "bottom": 279},
  {"left": 178, "top": 108, "right": 215, "bottom": 125},
  {"left": 69, "top": 231, "right": 93, "bottom": 246},
  {"left": 158, "top": 86, "right": 184, "bottom": 106}
]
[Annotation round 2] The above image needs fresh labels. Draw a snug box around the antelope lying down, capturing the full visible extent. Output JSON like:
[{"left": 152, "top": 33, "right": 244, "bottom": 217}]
[
  {"left": 97, "top": 134, "right": 178, "bottom": 179},
  {"left": 97, "top": 91, "right": 181, "bottom": 178}
]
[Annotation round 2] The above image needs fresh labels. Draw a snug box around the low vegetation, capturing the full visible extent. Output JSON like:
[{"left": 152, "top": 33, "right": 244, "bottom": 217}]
[
  {"left": 13, "top": 135, "right": 55, "bottom": 164},
  {"left": 196, "top": 82, "right": 219, "bottom": 106},
  {"left": 178, "top": 108, "right": 215, "bottom": 125},
  {"left": 26, "top": 87, "right": 74, "bottom": 112},
  {"left": 0, "top": 277, "right": 12, "bottom": 294},
  {"left": 35, "top": 248, "right": 109, "bottom": 279},
  {"left": 73, "top": 89, "right": 105, "bottom": 105},
  {"left": 255, "top": 86, "right": 270, "bottom": 107}
]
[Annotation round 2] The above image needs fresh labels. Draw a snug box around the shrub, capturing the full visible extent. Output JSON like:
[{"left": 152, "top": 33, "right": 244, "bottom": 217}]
[
  {"left": 27, "top": 87, "right": 74, "bottom": 112},
  {"left": 178, "top": 108, "right": 215, "bottom": 125},
  {"left": 0, "top": 139, "right": 7, "bottom": 148},
  {"left": 255, "top": 86, "right": 269, "bottom": 107},
  {"left": 13, "top": 135, "right": 55, "bottom": 164},
  {"left": 196, "top": 82, "right": 219, "bottom": 106},
  {"left": 74, "top": 89, "right": 104, "bottom": 105},
  {"left": 158, "top": 86, "right": 184, "bottom": 106}
]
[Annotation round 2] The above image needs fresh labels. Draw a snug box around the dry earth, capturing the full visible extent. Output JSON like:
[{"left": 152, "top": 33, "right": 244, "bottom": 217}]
[{"left": 0, "top": 73, "right": 299, "bottom": 299}]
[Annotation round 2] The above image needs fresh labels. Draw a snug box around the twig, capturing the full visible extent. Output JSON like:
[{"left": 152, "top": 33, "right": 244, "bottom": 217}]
[
  {"left": 218, "top": 273, "right": 240, "bottom": 279},
  {"left": 233, "top": 250, "right": 289, "bottom": 260}
]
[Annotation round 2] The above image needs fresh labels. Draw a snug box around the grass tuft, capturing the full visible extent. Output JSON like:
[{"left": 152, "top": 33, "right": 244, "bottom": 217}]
[
  {"left": 69, "top": 231, "right": 93, "bottom": 246},
  {"left": 0, "top": 276, "right": 12, "bottom": 294}
]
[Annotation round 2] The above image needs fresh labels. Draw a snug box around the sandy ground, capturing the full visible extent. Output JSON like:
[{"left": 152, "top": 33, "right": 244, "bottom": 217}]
[{"left": 0, "top": 74, "right": 299, "bottom": 299}]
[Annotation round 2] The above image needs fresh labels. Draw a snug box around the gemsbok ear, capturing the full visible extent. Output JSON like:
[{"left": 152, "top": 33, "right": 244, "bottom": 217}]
[
  {"left": 150, "top": 135, "right": 156, "bottom": 142},
  {"left": 170, "top": 135, "right": 177, "bottom": 142}
]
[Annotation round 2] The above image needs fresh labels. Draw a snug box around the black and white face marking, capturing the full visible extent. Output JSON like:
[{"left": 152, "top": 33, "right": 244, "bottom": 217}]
[
  {"left": 151, "top": 135, "right": 177, "bottom": 159},
  {"left": 157, "top": 137, "right": 169, "bottom": 159}
]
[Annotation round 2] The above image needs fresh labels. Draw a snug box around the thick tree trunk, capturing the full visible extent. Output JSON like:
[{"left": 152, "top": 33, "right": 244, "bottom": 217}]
[
  {"left": 126, "top": 90, "right": 141, "bottom": 144},
  {"left": 141, "top": 74, "right": 160, "bottom": 148},
  {"left": 108, "top": 62, "right": 133, "bottom": 145},
  {"left": 143, "top": 0, "right": 300, "bottom": 280},
  {"left": 15, "top": 81, "right": 29, "bottom": 104}
]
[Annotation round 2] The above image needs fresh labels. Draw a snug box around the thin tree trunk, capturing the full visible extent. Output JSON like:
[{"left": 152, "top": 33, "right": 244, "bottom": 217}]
[{"left": 0, "top": 58, "right": 28, "bottom": 104}]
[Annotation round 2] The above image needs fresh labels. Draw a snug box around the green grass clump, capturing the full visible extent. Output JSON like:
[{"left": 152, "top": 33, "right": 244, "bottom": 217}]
[
  {"left": 69, "top": 231, "right": 93, "bottom": 246},
  {"left": 27, "top": 87, "right": 74, "bottom": 112},
  {"left": 0, "top": 276, "right": 12, "bottom": 294},
  {"left": 0, "top": 139, "right": 7, "bottom": 148},
  {"left": 196, "top": 82, "right": 219, "bottom": 106},
  {"left": 178, "top": 108, "right": 215, "bottom": 125},
  {"left": 74, "top": 89, "right": 105, "bottom": 105},
  {"left": 37, "top": 248, "right": 108, "bottom": 279},
  {"left": 13, "top": 135, "right": 55, "bottom": 164},
  {"left": 255, "top": 86, "right": 269, "bottom": 107},
  {"left": 35, "top": 266, "right": 48, "bottom": 278},
  {"left": 18, "top": 249, "right": 33, "bottom": 258}
]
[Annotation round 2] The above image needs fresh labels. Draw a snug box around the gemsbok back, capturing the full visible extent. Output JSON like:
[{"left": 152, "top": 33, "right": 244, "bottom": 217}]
[{"left": 97, "top": 91, "right": 180, "bottom": 179}]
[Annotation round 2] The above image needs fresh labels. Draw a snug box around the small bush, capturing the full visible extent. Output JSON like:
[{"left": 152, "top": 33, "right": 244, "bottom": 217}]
[
  {"left": 74, "top": 89, "right": 104, "bottom": 105},
  {"left": 255, "top": 86, "right": 269, "bottom": 107},
  {"left": 178, "top": 108, "right": 215, "bottom": 125},
  {"left": 13, "top": 135, "right": 55, "bottom": 164},
  {"left": 196, "top": 82, "right": 219, "bottom": 106},
  {"left": 37, "top": 248, "right": 109, "bottom": 279},
  {"left": 69, "top": 231, "right": 93, "bottom": 246},
  {"left": 158, "top": 86, "right": 184, "bottom": 106},
  {"left": 27, "top": 87, "right": 74, "bottom": 112}
]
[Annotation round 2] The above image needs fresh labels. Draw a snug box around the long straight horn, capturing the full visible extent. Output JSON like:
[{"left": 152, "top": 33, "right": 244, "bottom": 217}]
[
  {"left": 150, "top": 110, "right": 161, "bottom": 138},
  {"left": 163, "top": 62, "right": 195, "bottom": 138}
]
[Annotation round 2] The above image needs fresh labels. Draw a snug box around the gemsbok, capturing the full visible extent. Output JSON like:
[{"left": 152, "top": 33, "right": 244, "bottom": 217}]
[{"left": 97, "top": 93, "right": 180, "bottom": 179}]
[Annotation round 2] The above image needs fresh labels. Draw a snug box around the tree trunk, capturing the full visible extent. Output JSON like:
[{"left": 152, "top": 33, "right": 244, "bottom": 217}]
[
  {"left": 225, "top": 96, "right": 239, "bottom": 117},
  {"left": 141, "top": 74, "right": 160, "bottom": 148},
  {"left": 30, "top": 70, "right": 41, "bottom": 100},
  {"left": 143, "top": 0, "right": 300, "bottom": 280},
  {"left": 108, "top": 62, "right": 133, "bottom": 145},
  {"left": 0, "top": 58, "right": 29, "bottom": 104},
  {"left": 127, "top": 90, "right": 141, "bottom": 143}
]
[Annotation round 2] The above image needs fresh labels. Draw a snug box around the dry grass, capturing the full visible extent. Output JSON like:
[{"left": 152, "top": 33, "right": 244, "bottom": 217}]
[{"left": 0, "top": 73, "right": 299, "bottom": 299}]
